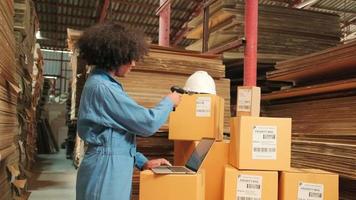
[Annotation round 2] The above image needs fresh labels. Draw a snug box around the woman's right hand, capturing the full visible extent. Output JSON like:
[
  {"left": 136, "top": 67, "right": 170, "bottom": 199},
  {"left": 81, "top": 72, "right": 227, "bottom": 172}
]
[{"left": 167, "top": 92, "right": 182, "bottom": 107}]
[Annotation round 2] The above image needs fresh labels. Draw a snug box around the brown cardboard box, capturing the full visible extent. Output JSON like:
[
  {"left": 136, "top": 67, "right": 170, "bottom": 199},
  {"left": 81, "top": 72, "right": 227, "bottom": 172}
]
[
  {"left": 229, "top": 116, "right": 291, "bottom": 170},
  {"left": 169, "top": 94, "right": 224, "bottom": 141},
  {"left": 174, "top": 140, "right": 230, "bottom": 200},
  {"left": 139, "top": 170, "right": 205, "bottom": 200},
  {"left": 236, "top": 86, "right": 261, "bottom": 117},
  {"left": 224, "top": 165, "right": 278, "bottom": 200},
  {"left": 279, "top": 168, "right": 339, "bottom": 200}
]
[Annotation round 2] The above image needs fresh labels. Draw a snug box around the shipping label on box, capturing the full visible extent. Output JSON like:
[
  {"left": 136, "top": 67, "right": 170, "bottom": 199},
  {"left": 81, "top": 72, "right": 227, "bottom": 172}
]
[
  {"left": 237, "top": 174, "right": 262, "bottom": 200},
  {"left": 236, "top": 86, "right": 261, "bottom": 117},
  {"left": 297, "top": 182, "right": 324, "bottom": 200},
  {"left": 237, "top": 88, "right": 252, "bottom": 112},
  {"left": 196, "top": 96, "right": 211, "bottom": 117},
  {"left": 252, "top": 125, "right": 277, "bottom": 160}
]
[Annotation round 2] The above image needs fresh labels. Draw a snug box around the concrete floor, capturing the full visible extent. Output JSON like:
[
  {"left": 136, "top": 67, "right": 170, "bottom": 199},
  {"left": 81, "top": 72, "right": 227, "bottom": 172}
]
[{"left": 28, "top": 150, "right": 76, "bottom": 200}]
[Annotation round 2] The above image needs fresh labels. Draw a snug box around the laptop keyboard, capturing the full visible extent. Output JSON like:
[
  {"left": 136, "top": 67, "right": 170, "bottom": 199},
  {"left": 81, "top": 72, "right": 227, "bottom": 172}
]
[{"left": 167, "top": 166, "right": 192, "bottom": 173}]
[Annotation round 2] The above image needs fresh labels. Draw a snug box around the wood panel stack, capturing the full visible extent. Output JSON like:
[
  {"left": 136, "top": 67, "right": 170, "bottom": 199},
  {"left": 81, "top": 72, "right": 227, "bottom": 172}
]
[{"left": 262, "top": 41, "right": 356, "bottom": 200}]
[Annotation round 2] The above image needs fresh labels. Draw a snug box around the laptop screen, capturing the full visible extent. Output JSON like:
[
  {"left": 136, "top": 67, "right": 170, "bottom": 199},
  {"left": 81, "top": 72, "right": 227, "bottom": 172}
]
[{"left": 185, "top": 138, "right": 214, "bottom": 172}]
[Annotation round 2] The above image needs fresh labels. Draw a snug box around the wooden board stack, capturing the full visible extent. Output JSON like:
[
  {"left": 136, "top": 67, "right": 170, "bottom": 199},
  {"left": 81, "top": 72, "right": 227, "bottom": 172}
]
[{"left": 262, "top": 41, "right": 356, "bottom": 199}]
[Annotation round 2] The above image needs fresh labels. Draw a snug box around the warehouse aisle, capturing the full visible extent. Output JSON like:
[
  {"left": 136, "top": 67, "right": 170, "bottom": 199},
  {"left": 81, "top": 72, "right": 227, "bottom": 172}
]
[{"left": 28, "top": 150, "right": 76, "bottom": 200}]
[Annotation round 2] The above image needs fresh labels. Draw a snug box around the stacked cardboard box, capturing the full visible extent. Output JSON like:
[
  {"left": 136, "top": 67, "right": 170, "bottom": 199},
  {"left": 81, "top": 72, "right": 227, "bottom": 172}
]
[
  {"left": 140, "top": 90, "right": 228, "bottom": 200},
  {"left": 225, "top": 86, "right": 338, "bottom": 200}
]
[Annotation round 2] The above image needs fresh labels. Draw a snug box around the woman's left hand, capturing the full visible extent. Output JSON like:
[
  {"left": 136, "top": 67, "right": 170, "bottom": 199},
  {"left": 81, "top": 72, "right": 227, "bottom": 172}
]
[{"left": 143, "top": 158, "right": 172, "bottom": 170}]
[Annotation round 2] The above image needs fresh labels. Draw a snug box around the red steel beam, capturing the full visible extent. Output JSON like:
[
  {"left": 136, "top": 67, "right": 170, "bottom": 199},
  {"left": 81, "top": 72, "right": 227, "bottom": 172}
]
[
  {"left": 156, "top": 0, "right": 171, "bottom": 47},
  {"left": 99, "top": 0, "right": 110, "bottom": 23},
  {"left": 243, "top": 0, "right": 258, "bottom": 86}
]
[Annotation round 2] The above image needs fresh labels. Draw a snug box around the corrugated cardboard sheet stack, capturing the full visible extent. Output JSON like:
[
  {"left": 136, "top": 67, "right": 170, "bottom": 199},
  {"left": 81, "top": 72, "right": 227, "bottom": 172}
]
[
  {"left": 185, "top": 0, "right": 341, "bottom": 105},
  {"left": 0, "top": 0, "right": 38, "bottom": 199},
  {"left": 0, "top": 0, "right": 24, "bottom": 199},
  {"left": 186, "top": 0, "right": 340, "bottom": 61},
  {"left": 263, "top": 40, "right": 356, "bottom": 200}
]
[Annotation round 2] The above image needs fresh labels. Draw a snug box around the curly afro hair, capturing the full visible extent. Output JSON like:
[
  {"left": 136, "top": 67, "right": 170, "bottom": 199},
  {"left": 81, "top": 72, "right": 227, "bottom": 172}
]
[{"left": 77, "top": 21, "right": 148, "bottom": 71}]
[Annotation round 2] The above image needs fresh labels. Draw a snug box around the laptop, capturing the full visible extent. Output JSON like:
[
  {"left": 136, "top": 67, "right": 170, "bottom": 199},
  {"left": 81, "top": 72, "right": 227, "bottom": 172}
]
[{"left": 151, "top": 138, "right": 214, "bottom": 174}]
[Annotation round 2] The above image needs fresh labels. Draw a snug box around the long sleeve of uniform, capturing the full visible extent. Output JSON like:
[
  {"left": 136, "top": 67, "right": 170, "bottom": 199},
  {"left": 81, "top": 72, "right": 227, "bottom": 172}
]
[
  {"left": 135, "top": 152, "right": 148, "bottom": 170},
  {"left": 95, "top": 84, "right": 173, "bottom": 136}
]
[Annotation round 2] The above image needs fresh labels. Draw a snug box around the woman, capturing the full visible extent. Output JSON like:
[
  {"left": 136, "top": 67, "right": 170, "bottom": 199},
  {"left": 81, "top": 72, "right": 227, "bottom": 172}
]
[{"left": 75, "top": 22, "right": 181, "bottom": 200}]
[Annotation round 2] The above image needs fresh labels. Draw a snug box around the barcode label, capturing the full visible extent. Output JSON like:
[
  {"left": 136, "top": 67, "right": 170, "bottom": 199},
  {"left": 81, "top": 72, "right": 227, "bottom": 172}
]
[
  {"left": 196, "top": 97, "right": 211, "bottom": 117},
  {"left": 297, "top": 182, "right": 324, "bottom": 200},
  {"left": 253, "top": 148, "right": 276, "bottom": 152},
  {"left": 247, "top": 184, "right": 260, "bottom": 189},
  {"left": 252, "top": 126, "right": 277, "bottom": 160},
  {"left": 263, "top": 134, "right": 275, "bottom": 139},
  {"left": 237, "top": 175, "right": 262, "bottom": 200},
  {"left": 309, "top": 192, "right": 322, "bottom": 198},
  {"left": 238, "top": 105, "right": 251, "bottom": 111},
  {"left": 237, "top": 89, "right": 252, "bottom": 112},
  {"left": 237, "top": 197, "right": 261, "bottom": 200}
]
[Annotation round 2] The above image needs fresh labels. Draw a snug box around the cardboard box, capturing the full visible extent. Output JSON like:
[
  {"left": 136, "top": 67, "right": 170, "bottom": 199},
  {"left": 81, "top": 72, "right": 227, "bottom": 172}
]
[
  {"left": 174, "top": 140, "right": 230, "bottom": 200},
  {"left": 279, "top": 168, "right": 339, "bottom": 200},
  {"left": 224, "top": 165, "right": 278, "bottom": 200},
  {"left": 139, "top": 170, "right": 205, "bottom": 200},
  {"left": 229, "top": 116, "right": 291, "bottom": 170},
  {"left": 236, "top": 86, "right": 261, "bottom": 117},
  {"left": 169, "top": 94, "right": 224, "bottom": 141}
]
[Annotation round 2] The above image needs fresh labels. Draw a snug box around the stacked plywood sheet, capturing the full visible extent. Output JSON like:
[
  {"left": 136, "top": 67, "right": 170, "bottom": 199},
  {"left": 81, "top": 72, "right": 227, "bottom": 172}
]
[{"left": 262, "top": 41, "right": 356, "bottom": 199}]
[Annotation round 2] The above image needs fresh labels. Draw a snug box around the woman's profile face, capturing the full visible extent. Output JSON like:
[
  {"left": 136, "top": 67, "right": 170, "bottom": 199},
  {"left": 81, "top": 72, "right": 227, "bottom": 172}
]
[{"left": 115, "top": 61, "right": 136, "bottom": 77}]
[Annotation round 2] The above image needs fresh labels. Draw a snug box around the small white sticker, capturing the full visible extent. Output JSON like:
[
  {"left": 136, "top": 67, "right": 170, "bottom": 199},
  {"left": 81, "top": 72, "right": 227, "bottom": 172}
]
[
  {"left": 297, "top": 182, "right": 324, "bottom": 200},
  {"left": 237, "top": 89, "right": 252, "bottom": 112},
  {"left": 196, "top": 97, "right": 211, "bottom": 117},
  {"left": 252, "top": 126, "right": 277, "bottom": 160},
  {"left": 237, "top": 174, "right": 262, "bottom": 200}
]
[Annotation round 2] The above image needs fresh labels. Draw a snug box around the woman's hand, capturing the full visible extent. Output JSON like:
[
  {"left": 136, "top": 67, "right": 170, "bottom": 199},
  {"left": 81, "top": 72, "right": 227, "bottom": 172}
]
[
  {"left": 143, "top": 158, "right": 172, "bottom": 170},
  {"left": 167, "top": 92, "right": 182, "bottom": 107}
]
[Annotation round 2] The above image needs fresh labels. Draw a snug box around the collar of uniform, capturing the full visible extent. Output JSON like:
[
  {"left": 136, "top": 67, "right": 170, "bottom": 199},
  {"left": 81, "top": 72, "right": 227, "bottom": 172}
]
[{"left": 91, "top": 68, "right": 124, "bottom": 89}]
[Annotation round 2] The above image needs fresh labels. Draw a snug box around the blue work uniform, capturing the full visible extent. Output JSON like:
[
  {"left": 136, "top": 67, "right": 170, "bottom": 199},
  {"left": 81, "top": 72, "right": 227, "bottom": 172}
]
[{"left": 76, "top": 68, "right": 174, "bottom": 200}]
